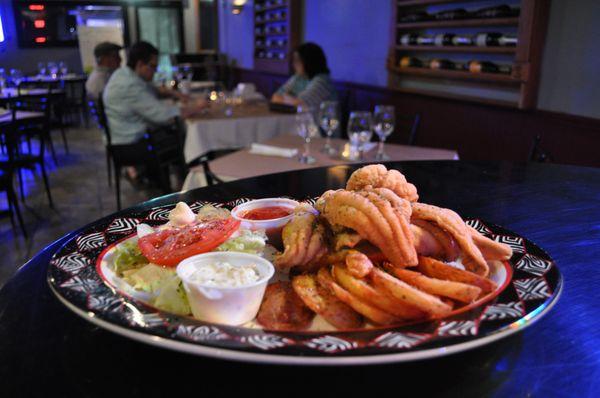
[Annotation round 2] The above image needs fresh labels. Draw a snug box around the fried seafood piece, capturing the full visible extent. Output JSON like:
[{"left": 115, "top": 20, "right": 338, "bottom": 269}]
[
  {"left": 416, "top": 256, "right": 497, "bottom": 296},
  {"left": 332, "top": 230, "right": 363, "bottom": 251},
  {"left": 346, "top": 164, "right": 419, "bottom": 202},
  {"left": 345, "top": 250, "right": 373, "bottom": 278},
  {"left": 292, "top": 274, "right": 363, "bottom": 329},
  {"left": 468, "top": 226, "right": 513, "bottom": 261},
  {"left": 256, "top": 281, "right": 315, "bottom": 330},
  {"left": 274, "top": 209, "right": 328, "bottom": 272},
  {"left": 316, "top": 189, "right": 417, "bottom": 268},
  {"left": 411, "top": 202, "right": 490, "bottom": 277},
  {"left": 383, "top": 262, "right": 481, "bottom": 304},
  {"left": 412, "top": 219, "right": 460, "bottom": 262},
  {"left": 331, "top": 265, "right": 425, "bottom": 320},
  {"left": 370, "top": 268, "right": 453, "bottom": 318},
  {"left": 317, "top": 268, "right": 399, "bottom": 325}
]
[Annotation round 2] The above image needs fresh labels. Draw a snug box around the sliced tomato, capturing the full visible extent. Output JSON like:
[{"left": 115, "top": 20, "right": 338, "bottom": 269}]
[{"left": 138, "top": 218, "right": 240, "bottom": 266}]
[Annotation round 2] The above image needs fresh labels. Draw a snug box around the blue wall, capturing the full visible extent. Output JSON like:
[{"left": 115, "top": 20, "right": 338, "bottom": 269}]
[{"left": 303, "top": 0, "right": 391, "bottom": 87}]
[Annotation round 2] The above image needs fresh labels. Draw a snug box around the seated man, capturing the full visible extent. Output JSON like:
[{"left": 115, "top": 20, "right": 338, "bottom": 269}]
[
  {"left": 86, "top": 41, "right": 122, "bottom": 100},
  {"left": 103, "top": 41, "right": 207, "bottom": 184}
]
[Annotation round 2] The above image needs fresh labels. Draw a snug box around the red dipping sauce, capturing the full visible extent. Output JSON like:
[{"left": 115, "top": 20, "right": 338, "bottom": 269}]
[{"left": 241, "top": 206, "right": 293, "bottom": 220}]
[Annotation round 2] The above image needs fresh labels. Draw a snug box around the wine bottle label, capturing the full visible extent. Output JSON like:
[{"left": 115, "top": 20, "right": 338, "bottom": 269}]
[
  {"left": 475, "top": 34, "right": 487, "bottom": 47},
  {"left": 417, "top": 35, "right": 434, "bottom": 45},
  {"left": 400, "top": 34, "right": 411, "bottom": 46},
  {"left": 453, "top": 35, "right": 473, "bottom": 46},
  {"left": 499, "top": 35, "right": 518, "bottom": 46}
]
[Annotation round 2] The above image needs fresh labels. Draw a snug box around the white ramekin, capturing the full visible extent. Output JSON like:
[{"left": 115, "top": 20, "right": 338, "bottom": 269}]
[
  {"left": 231, "top": 198, "right": 299, "bottom": 248},
  {"left": 176, "top": 252, "right": 275, "bottom": 325}
]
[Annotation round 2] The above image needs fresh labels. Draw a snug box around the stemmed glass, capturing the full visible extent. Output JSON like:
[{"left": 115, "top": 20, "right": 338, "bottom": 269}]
[
  {"left": 373, "top": 105, "right": 395, "bottom": 160},
  {"left": 9, "top": 69, "right": 23, "bottom": 87},
  {"left": 48, "top": 62, "right": 59, "bottom": 79},
  {"left": 59, "top": 62, "right": 68, "bottom": 76},
  {"left": 296, "top": 111, "right": 318, "bottom": 164},
  {"left": 347, "top": 111, "right": 373, "bottom": 160},
  {"left": 318, "top": 101, "right": 339, "bottom": 155},
  {"left": 37, "top": 62, "right": 47, "bottom": 77}
]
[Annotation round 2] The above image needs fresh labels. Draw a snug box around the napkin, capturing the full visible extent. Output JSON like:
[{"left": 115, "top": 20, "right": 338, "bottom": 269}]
[
  {"left": 249, "top": 143, "right": 298, "bottom": 158},
  {"left": 0, "top": 108, "right": 9, "bottom": 117}
]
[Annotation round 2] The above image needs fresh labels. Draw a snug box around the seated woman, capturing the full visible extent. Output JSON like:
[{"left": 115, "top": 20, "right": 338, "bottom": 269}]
[{"left": 271, "top": 42, "right": 336, "bottom": 109}]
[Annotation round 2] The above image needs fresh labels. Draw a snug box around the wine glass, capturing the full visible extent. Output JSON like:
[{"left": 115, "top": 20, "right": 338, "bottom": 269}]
[
  {"left": 318, "top": 101, "right": 339, "bottom": 155},
  {"left": 295, "top": 111, "right": 318, "bottom": 164},
  {"left": 48, "top": 62, "right": 59, "bottom": 79},
  {"left": 59, "top": 61, "right": 68, "bottom": 76},
  {"left": 37, "top": 62, "right": 47, "bottom": 77},
  {"left": 373, "top": 105, "right": 395, "bottom": 160},
  {"left": 347, "top": 111, "right": 373, "bottom": 160}
]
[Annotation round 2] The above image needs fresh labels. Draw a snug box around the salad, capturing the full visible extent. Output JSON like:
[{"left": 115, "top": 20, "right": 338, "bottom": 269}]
[{"left": 110, "top": 202, "right": 268, "bottom": 315}]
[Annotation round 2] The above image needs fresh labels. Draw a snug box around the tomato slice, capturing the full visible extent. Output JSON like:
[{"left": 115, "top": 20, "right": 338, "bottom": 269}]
[{"left": 138, "top": 218, "right": 241, "bottom": 267}]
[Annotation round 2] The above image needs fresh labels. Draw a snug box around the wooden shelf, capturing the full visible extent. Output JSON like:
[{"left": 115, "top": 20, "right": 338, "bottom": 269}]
[
  {"left": 397, "top": 17, "right": 519, "bottom": 29},
  {"left": 389, "top": 85, "right": 519, "bottom": 108},
  {"left": 255, "top": 17, "right": 287, "bottom": 25},
  {"left": 397, "top": 0, "right": 490, "bottom": 7},
  {"left": 255, "top": 45, "right": 288, "bottom": 50},
  {"left": 255, "top": 4, "right": 287, "bottom": 12},
  {"left": 395, "top": 45, "right": 516, "bottom": 53},
  {"left": 388, "top": 65, "right": 521, "bottom": 84}
]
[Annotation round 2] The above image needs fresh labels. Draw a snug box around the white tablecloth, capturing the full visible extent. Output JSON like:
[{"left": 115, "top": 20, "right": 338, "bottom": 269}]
[{"left": 184, "top": 113, "right": 298, "bottom": 163}]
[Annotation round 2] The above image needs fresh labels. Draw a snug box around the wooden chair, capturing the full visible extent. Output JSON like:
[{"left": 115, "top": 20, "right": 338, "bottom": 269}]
[
  {"left": 397, "top": 113, "right": 421, "bottom": 146},
  {"left": 528, "top": 134, "right": 553, "bottom": 163},
  {"left": 62, "top": 78, "right": 89, "bottom": 128}
]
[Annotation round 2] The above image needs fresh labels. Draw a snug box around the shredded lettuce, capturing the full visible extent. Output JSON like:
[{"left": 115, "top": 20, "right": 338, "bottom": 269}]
[
  {"left": 113, "top": 240, "right": 149, "bottom": 276},
  {"left": 217, "top": 229, "right": 267, "bottom": 254},
  {"left": 153, "top": 275, "right": 191, "bottom": 315},
  {"left": 122, "top": 264, "right": 175, "bottom": 293}
]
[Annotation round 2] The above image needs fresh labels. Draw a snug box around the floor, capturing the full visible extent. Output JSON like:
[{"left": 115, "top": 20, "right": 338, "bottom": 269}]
[{"left": 0, "top": 125, "right": 168, "bottom": 287}]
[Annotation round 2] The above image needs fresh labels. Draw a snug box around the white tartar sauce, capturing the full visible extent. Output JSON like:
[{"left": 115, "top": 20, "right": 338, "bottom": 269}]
[{"left": 188, "top": 262, "right": 260, "bottom": 288}]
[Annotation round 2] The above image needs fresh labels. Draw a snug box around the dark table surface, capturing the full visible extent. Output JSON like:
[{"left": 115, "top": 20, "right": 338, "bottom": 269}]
[{"left": 1, "top": 161, "right": 599, "bottom": 397}]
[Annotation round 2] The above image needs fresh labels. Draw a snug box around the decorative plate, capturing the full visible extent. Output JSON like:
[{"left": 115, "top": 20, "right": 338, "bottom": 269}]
[{"left": 47, "top": 198, "right": 562, "bottom": 365}]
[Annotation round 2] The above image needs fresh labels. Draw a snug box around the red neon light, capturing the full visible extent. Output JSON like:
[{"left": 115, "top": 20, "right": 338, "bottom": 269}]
[
  {"left": 35, "top": 37, "right": 47, "bottom": 43},
  {"left": 28, "top": 5, "right": 45, "bottom": 11},
  {"left": 34, "top": 20, "right": 46, "bottom": 29}
]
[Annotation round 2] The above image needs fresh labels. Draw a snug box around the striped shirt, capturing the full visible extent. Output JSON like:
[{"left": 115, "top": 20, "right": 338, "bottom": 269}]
[{"left": 276, "top": 73, "right": 337, "bottom": 109}]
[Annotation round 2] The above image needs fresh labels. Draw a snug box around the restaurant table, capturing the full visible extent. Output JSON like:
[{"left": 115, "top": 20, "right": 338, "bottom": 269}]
[
  {"left": 0, "top": 110, "right": 45, "bottom": 125},
  {"left": 24, "top": 74, "right": 87, "bottom": 83},
  {"left": 1, "top": 161, "right": 599, "bottom": 397},
  {"left": 182, "top": 135, "right": 458, "bottom": 190},
  {"left": 184, "top": 101, "right": 297, "bottom": 163},
  {"left": 0, "top": 87, "right": 66, "bottom": 106}
]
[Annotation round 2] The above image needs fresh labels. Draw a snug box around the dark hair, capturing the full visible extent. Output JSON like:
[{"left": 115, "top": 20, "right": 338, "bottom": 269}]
[
  {"left": 126, "top": 41, "right": 159, "bottom": 69},
  {"left": 295, "top": 42, "right": 330, "bottom": 79}
]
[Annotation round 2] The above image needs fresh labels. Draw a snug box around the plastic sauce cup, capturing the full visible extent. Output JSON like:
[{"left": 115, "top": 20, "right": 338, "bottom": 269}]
[
  {"left": 231, "top": 198, "right": 299, "bottom": 249},
  {"left": 176, "top": 252, "right": 274, "bottom": 326}
]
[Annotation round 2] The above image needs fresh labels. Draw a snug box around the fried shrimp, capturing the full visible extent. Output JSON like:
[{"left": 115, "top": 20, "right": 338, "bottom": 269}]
[
  {"left": 275, "top": 208, "right": 328, "bottom": 272},
  {"left": 316, "top": 189, "right": 417, "bottom": 268},
  {"left": 411, "top": 202, "right": 490, "bottom": 276},
  {"left": 346, "top": 164, "right": 419, "bottom": 202}
]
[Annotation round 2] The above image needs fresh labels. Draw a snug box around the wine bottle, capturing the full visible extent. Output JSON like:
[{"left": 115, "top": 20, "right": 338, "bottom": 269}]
[
  {"left": 499, "top": 34, "right": 518, "bottom": 47},
  {"left": 399, "top": 56, "right": 423, "bottom": 68},
  {"left": 465, "top": 61, "right": 511, "bottom": 74},
  {"left": 277, "top": 52, "right": 286, "bottom": 60},
  {"left": 399, "top": 33, "right": 419, "bottom": 46},
  {"left": 399, "top": 11, "right": 431, "bottom": 23},
  {"left": 434, "top": 8, "right": 469, "bottom": 21},
  {"left": 434, "top": 33, "right": 455, "bottom": 46},
  {"left": 429, "top": 59, "right": 456, "bottom": 70},
  {"left": 475, "top": 32, "right": 502, "bottom": 47},
  {"left": 452, "top": 35, "right": 473, "bottom": 46},
  {"left": 416, "top": 35, "right": 435, "bottom": 46},
  {"left": 473, "top": 5, "right": 519, "bottom": 18}
]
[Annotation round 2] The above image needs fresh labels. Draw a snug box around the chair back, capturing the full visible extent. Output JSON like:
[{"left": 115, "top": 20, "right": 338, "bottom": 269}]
[
  {"left": 63, "top": 78, "right": 86, "bottom": 106},
  {"left": 96, "top": 93, "right": 112, "bottom": 146},
  {"left": 396, "top": 113, "right": 421, "bottom": 146},
  {"left": 528, "top": 134, "right": 553, "bottom": 163}
]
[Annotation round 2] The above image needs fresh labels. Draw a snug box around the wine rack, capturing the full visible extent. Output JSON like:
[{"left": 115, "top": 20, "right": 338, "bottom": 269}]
[
  {"left": 253, "top": 0, "right": 300, "bottom": 75},
  {"left": 388, "top": 0, "right": 550, "bottom": 109}
]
